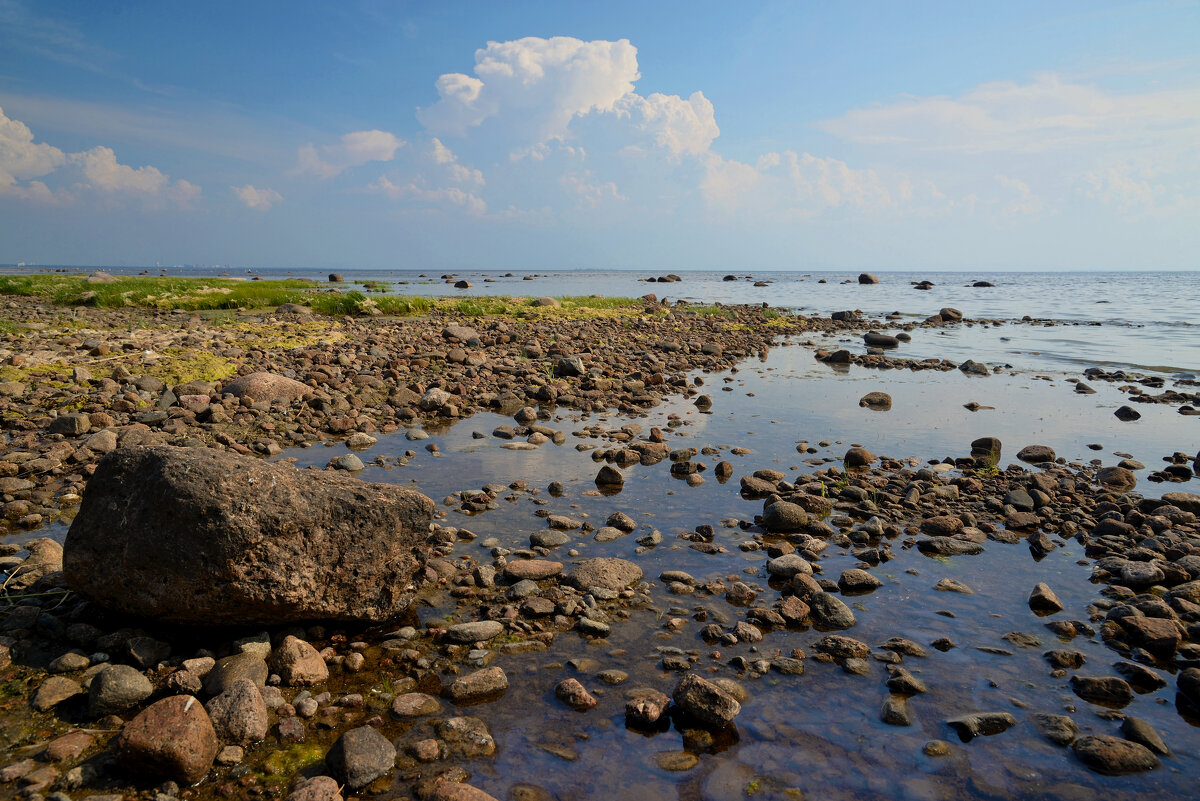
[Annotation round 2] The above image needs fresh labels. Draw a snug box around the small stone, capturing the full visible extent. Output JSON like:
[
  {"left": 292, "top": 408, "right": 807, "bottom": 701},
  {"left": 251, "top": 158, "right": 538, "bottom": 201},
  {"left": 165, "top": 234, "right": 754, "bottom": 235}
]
[
  {"left": 205, "top": 678, "right": 268, "bottom": 745},
  {"left": 671, "top": 674, "right": 740, "bottom": 728},
  {"left": 554, "top": 678, "right": 598, "bottom": 711},
  {"left": 326, "top": 725, "right": 397, "bottom": 790},
  {"left": 89, "top": 664, "right": 153, "bottom": 717},
  {"left": 1031, "top": 713, "right": 1078, "bottom": 745},
  {"left": 1072, "top": 734, "right": 1158, "bottom": 775},
  {"left": 448, "top": 666, "right": 508, "bottom": 703},
  {"left": 392, "top": 693, "right": 440, "bottom": 718},
  {"left": 1028, "top": 582, "right": 1064, "bottom": 614},
  {"left": 33, "top": 676, "right": 84, "bottom": 711},
  {"left": 271, "top": 636, "right": 329, "bottom": 686},
  {"left": 945, "top": 712, "right": 1016, "bottom": 740},
  {"left": 116, "top": 695, "right": 219, "bottom": 785},
  {"left": 445, "top": 621, "right": 505, "bottom": 643}
]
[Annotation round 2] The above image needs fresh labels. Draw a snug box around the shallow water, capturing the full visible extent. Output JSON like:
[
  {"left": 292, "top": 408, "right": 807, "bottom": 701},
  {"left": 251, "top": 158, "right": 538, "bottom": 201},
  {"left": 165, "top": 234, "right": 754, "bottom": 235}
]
[
  {"left": 3, "top": 269, "right": 1198, "bottom": 798},
  {"left": 237, "top": 378, "right": 1199, "bottom": 801}
]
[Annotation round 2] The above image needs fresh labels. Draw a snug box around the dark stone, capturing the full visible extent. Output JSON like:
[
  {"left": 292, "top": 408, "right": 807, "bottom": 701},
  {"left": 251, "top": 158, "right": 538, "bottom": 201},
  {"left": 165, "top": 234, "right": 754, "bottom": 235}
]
[
  {"left": 64, "top": 446, "right": 435, "bottom": 624},
  {"left": 326, "top": 726, "right": 397, "bottom": 790}
]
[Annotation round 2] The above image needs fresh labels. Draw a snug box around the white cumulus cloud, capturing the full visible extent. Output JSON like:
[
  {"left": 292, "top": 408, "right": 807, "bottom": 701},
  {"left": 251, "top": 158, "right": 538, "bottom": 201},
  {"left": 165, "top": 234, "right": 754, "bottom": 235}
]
[
  {"left": 418, "top": 36, "right": 640, "bottom": 143},
  {"left": 430, "top": 138, "right": 483, "bottom": 185},
  {"left": 561, "top": 171, "right": 626, "bottom": 208},
  {"left": 0, "top": 105, "right": 198, "bottom": 207},
  {"left": 616, "top": 91, "right": 719, "bottom": 156},
  {"left": 296, "top": 129, "right": 405, "bottom": 178},
  {"left": 232, "top": 184, "right": 282, "bottom": 210}
]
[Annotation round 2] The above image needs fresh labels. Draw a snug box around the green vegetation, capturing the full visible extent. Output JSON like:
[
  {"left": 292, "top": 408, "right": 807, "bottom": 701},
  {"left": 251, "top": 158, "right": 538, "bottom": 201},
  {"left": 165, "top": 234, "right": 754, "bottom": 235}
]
[
  {"left": 261, "top": 743, "right": 325, "bottom": 776},
  {"left": 0, "top": 275, "right": 646, "bottom": 319}
]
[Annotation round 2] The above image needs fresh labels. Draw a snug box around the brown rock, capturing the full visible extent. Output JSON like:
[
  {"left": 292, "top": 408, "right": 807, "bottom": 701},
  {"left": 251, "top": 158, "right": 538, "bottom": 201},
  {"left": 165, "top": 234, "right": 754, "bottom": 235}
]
[
  {"left": 844, "top": 447, "right": 874, "bottom": 468},
  {"left": 205, "top": 679, "right": 268, "bottom": 745},
  {"left": 1072, "top": 734, "right": 1159, "bottom": 774},
  {"left": 503, "top": 560, "right": 563, "bottom": 581},
  {"left": 63, "top": 446, "right": 434, "bottom": 624},
  {"left": 6, "top": 538, "right": 62, "bottom": 591},
  {"left": 1028, "top": 582, "right": 1064, "bottom": 614},
  {"left": 1119, "top": 616, "right": 1181, "bottom": 657},
  {"left": 272, "top": 636, "right": 329, "bottom": 686},
  {"left": 566, "top": 557, "right": 643, "bottom": 591},
  {"left": 116, "top": 695, "right": 219, "bottom": 785},
  {"left": 672, "top": 674, "right": 740, "bottom": 728},
  {"left": 32, "top": 676, "right": 83, "bottom": 711},
  {"left": 287, "top": 776, "right": 344, "bottom": 801},
  {"left": 554, "top": 678, "right": 598, "bottom": 710},
  {"left": 222, "top": 372, "right": 314, "bottom": 402},
  {"left": 428, "top": 782, "right": 501, "bottom": 801}
]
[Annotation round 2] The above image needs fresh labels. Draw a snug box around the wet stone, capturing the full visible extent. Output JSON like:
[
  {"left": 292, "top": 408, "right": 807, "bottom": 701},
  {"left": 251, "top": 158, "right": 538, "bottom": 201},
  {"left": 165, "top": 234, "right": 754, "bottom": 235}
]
[
  {"left": 672, "top": 674, "right": 740, "bottom": 728},
  {"left": 946, "top": 712, "right": 1017, "bottom": 740},
  {"left": 1070, "top": 675, "right": 1133, "bottom": 708},
  {"left": 326, "top": 725, "right": 397, "bottom": 790},
  {"left": 1031, "top": 713, "right": 1078, "bottom": 746},
  {"left": 445, "top": 620, "right": 505, "bottom": 643},
  {"left": 436, "top": 716, "right": 496, "bottom": 758},
  {"left": 881, "top": 695, "right": 912, "bottom": 726},
  {"left": 1072, "top": 735, "right": 1159, "bottom": 775},
  {"left": 1120, "top": 717, "right": 1169, "bottom": 756},
  {"left": 449, "top": 666, "right": 508, "bottom": 704},
  {"left": 554, "top": 678, "right": 598, "bottom": 711}
]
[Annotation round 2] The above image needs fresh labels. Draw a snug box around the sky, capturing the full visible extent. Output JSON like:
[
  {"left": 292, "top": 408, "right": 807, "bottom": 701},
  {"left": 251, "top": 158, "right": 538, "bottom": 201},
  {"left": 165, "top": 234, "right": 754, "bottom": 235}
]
[{"left": 1, "top": 0, "right": 1198, "bottom": 271}]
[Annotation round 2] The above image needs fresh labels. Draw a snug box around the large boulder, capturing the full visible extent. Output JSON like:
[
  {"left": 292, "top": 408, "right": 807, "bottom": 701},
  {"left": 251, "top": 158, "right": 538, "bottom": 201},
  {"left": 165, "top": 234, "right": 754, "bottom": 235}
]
[
  {"left": 221, "top": 372, "right": 314, "bottom": 403},
  {"left": 63, "top": 446, "right": 435, "bottom": 625}
]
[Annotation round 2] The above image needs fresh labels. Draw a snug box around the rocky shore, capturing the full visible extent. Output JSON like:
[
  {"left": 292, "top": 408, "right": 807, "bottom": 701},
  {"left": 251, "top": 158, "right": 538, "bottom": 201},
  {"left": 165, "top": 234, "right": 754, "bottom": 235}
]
[{"left": 1, "top": 291, "right": 1199, "bottom": 800}]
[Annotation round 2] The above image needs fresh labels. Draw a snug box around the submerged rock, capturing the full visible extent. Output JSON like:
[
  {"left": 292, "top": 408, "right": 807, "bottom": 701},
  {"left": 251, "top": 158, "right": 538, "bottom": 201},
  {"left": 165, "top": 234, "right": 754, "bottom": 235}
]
[
  {"left": 1072, "top": 734, "right": 1159, "bottom": 775},
  {"left": 672, "top": 674, "right": 740, "bottom": 728},
  {"left": 64, "top": 446, "right": 435, "bottom": 624}
]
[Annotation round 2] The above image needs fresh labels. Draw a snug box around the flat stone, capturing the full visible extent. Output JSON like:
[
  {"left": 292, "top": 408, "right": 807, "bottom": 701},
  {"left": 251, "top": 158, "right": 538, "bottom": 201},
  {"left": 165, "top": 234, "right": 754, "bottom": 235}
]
[
  {"left": 503, "top": 560, "right": 563, "bottom": 581},
  {"left": 445, "top": 621, "right": 505, "bottom": 643},
  {"left": 1072, "top": 734, "right": 1159, "bottom": 775},
  {"left": 448, "top": 666, "right": 508, "bottom": 704}
]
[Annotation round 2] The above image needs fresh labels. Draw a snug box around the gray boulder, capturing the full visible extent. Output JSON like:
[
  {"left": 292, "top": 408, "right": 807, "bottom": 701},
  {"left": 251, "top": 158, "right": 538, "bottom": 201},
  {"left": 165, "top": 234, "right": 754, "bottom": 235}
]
[
  {"left": 64, "top": 446, "right": 435, "bottom": 625},
  {"left": 326, "top": 726, "right": 396, "bottom": 790}
]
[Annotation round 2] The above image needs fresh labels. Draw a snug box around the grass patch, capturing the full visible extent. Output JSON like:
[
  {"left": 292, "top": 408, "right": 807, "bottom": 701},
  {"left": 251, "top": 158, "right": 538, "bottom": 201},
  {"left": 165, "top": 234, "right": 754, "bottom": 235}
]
[
  {"left": 0, "top": 274, "right": 319, "bottom": 311},
  {"left": 0, "top": 276, "right": 652, "bottom": 320}
]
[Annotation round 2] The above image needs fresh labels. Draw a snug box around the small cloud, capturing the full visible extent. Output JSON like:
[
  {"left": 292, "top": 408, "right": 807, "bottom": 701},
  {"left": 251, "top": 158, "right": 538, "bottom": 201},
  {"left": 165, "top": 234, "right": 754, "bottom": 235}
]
[
  {"left": 561, "top": 171, "right": 626, "bottom": 208},
  {"left": 294, "top": 129, "right": 405, "bottom": 178},
  {"left": 996, "top": 174, "right": 1044, "bottom": 216},
  {"left": 370, "top": 175, "right": 485, "bottom": 215},
  {"left": 430, "top": 138, "right": 483, "bottom": 185},
  {"left": 232, "top": 184, "right": 282, "bottom": 210},
  {"left": 167, "top": 179, "right": 202, "bottom": 209},
  {"left": 1, "top": 105, "right": 198, "bottom": 207},
  {"left": 72, "top": 145, "right": 168, "bottom": 195}
]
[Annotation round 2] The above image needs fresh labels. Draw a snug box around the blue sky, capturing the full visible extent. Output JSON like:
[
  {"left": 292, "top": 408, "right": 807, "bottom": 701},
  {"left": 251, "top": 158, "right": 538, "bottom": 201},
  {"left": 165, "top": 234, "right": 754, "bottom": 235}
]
[{"left": 2, "top": 0, "right": 1198, "bottom": 270}]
